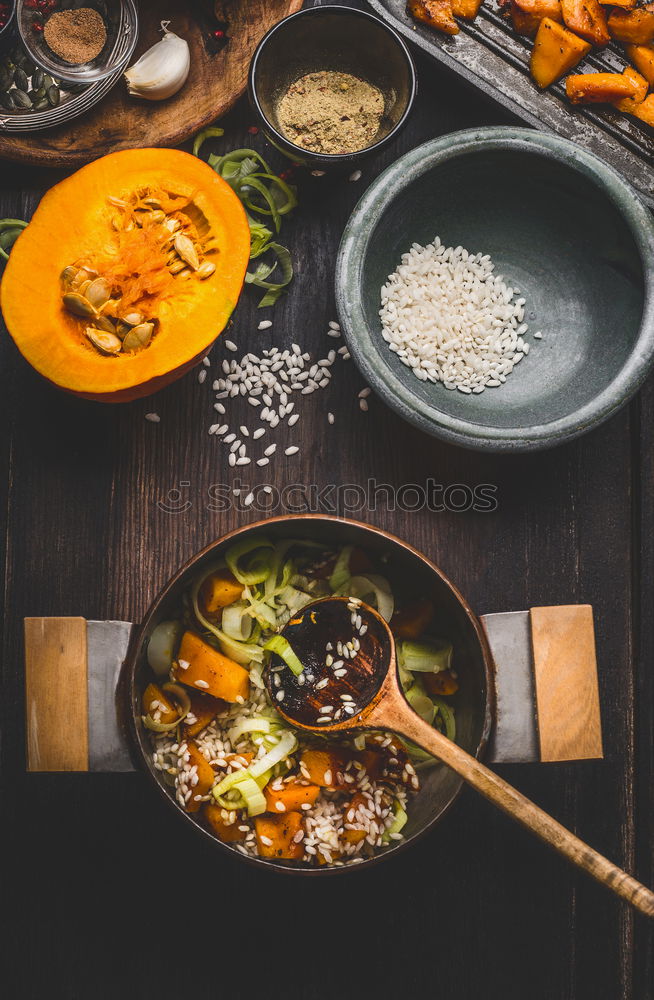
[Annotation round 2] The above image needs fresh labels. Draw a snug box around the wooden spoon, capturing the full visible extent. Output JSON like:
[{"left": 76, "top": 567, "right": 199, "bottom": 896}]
[{"left": 265, "top": 596, "right": 654, "bottom": 917}]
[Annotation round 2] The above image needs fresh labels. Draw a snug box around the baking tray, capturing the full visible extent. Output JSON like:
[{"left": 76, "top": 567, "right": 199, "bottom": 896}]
[{"left": 368, "top": 0, "right": 654, "bottom": 208}]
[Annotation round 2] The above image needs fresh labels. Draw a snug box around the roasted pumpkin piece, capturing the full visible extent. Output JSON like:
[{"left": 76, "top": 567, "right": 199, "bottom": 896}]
[
  {"left": 530, "top": 18, "right": 592, "bottom": 87},
  {"left": 599, "top": 0, "right": 635, "bottom": 7},
  {"left": 423, "top": 668, "right": 460, "bottom": 696},
  {"left": 142, "top": 682, "right": 178, "bottom": 725},
  {"left": 173, "top": 631, "right": 250, "bottom": 703},
  {"left": 510, "top": 0, "right": 563, "bottom": 37},
  {"left": 628, "top": 92, "right": 654, "bottom": 123},
  {"left": 299, "top": 749, "right": 347, "bottom": 787},
  {"left": 625, "top": 42, "right": 654, "bottom": 85},
  {"left": 390, "top": 599, "right": 434, "bottom": 640},
  {"left": 451, "top": 0, "right": 483, "bottom": 18},
  {"left": 0, "top": 149, "right": 250, "bottom": 402},
  {"left": 561, "top": 0, "right": 610, "bottom": 44},
  {"left": 263, "top": 779, "right": 321, "bottom": 813},
  {"left": 183, "top": 742, "right": 216, "bottom": 813},
  {"left": 407, "top": 0, "right": 460, "bottom": 35},
  {"left": 255, "top": 812, "right": 304, "bottom": 859},
  {"left": 612, "top": 66, "right": 649, "bottom": 110},
  {"left": 566, "top": 71, "right": 639, "bottom": 102},
  {"left": 182, "top": 690, "right": 227, "bottom": 738},
  {"left": 357, "top": 733, "right": 409, "bottom": 783},
  {"left": 608, "top": 5, "right": 654, "bottom": 43},
  {"left": 203, "top": 802, "right": 246, "bottom": 842},
  {"left": 200, "top": 569, "right": 244, "bottom": 615}
]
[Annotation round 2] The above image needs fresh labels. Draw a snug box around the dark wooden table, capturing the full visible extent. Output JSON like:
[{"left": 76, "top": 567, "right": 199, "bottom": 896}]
[{"left": 1, "top": 3, "right": 653, "bottom": 997}]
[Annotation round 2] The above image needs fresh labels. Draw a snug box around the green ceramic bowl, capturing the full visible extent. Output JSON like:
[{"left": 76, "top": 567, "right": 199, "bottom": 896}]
[{"left": 335, "top": 127, "right": 654, "bottom": 452}]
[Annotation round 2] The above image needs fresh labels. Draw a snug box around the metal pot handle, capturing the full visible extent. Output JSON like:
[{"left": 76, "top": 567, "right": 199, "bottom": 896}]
[{"left": 24, "top": 606, "right": 602, "bottom": 771}]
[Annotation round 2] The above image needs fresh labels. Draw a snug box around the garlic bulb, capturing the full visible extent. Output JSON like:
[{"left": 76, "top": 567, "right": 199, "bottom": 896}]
[{"left": 125, "top": 21, "right": 190, "bottom": 101}]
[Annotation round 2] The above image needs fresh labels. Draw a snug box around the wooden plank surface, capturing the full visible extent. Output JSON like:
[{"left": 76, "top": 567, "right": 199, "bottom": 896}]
[
  {"left": 24, "top": 617, "right": 89, "bottom": 772},
  {"left": 531, "top": 605, "right": 603, "bottom": 762},
  {"left": 1, "top": 1, "right": 652, "bottom": 996}
]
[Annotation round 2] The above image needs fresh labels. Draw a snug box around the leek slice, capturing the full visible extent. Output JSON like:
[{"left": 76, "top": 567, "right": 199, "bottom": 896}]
[
  {"left": 222, "top": 601, "right": 255, "bottom": 641},
  {"left": 234, "top": 776, "right": 267, "bottom": 817},
  {"left": 228, "top": 717, "right": 273, "bottom": 743},
  {"left": 337, "top": 574, "right": 394, "bottom": 622},
  {"left": 249, "top": 730, "right": 297, "bottom": 778},
  {"left": 264, "top": 635, "right": 304, "bottom": 677},
  {"left": 328, "top": 545, "right": 353, "bottom": 591},
  {"left": 398, "top": 639, "right": 453, "bottom": 674},
  {"left": 405, "top": 683, "right": 436, "bottom": 725},
  {"left": 225, "top": 536, "right": 274, "bottom": 585},
  {"left": 382, "top": 802, "right": 408, "bottom": 843},
  {"left": 147, "top": 620, "right": 181, "bottom": 678},
  {"left": 434, "top": 698, "right": 456, "bottom": 742}
]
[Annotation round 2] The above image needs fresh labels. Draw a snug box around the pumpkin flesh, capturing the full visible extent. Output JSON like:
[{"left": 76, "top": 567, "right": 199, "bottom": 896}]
[{"left": 1, "top": 149, "right": 250, "bottom": 401}]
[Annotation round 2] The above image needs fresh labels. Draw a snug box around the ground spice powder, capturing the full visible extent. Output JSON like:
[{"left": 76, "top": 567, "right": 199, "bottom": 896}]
[
  {"left": 277, "top": 70, "right": 384, "bottom": 155},
  {"left": 43, "top": 7, "right": 107, "bottom": 65}
]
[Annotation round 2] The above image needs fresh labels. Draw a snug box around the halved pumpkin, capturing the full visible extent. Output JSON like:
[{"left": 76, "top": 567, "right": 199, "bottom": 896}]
[{"left": 0, "top": 148, "right": 250, "bottom": 402}]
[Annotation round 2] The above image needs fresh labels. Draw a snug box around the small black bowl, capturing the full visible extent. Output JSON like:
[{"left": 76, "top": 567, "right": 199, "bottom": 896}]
[
  {"left": 0, "top": 0, "right": 16, "bottom": 53},
  {"left": 248, "top": 4, "right": 417, "bottom": 171}
]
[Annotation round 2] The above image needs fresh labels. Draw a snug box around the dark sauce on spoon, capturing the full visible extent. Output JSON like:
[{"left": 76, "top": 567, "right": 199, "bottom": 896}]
[{"left": 266, "top": 597, "right": 391, "bottom": 728}]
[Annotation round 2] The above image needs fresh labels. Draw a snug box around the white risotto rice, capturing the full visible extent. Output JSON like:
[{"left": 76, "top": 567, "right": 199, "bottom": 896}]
[{"left": 380, "top": 237, "right": 535, "bottom": 394}]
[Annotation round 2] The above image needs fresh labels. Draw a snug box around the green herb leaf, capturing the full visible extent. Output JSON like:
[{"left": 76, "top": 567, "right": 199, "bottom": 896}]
[{"left": 0, "top": 219, "right": 28, "bottom": 261}]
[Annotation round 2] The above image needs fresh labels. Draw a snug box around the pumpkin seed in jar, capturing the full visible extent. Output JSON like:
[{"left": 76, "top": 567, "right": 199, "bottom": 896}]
[
  {"left": 11, "top": 89, "right": 32, "bottom": 110},
  {"left": 197, "top": 260, "right": 216, "bottom": 280},
  {"left": 33, "top": 98, "right": 49, "bottom": 111},
  {"left": 86, "top": 277, "right": 111, "bottom": 308},
  {"left": 30, "top": 88, "right": 46, "bottom": 105},
  {"left": 0, "top": 92, "right": 14, "bottom": 111},
  {"left": 13, "top": 68, "right": 28, "bottom": 91},
  {"left": 174, "top": 234, "right": 199, "bottom": 271},
  {"left": 86, "top": 328, "right": 122, "bottom": 355},
  {"left": 63, "top": 292, "right": 98, "bottom": 318},
  {"left": 47, "top": 86, "right": 60, "bottom": 107},
  {"left": 32, "top": 69, "right": 44, "bottom": 90},
  {"left": 122, "top": 322, "right": 154, "bottom": 352}
]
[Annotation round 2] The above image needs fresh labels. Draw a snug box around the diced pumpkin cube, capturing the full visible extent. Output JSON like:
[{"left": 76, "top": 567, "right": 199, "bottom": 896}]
[
  {"left": 357, "top": 733, "right": 409, "bottom": 782},
  {"left": 510, "top": 0, "right": 563, "bottom": 37},
  {"left": 530, "top": 18, "right": 592, "bottom": 88},
  {"left": 142, "top": 682, "right": 177, "bottom": 725},
  {"left": 391, "top": 599, "right": 434, "bottom": 640},
  {"left": 628, "top": 92, "right": 654, "bottom": 123},
  {"left": 203, "top": 802, "right": 246, "bottom": 842},
  {"left": 451, "top": 0, "right": 483, "bottom": 18},
  {"left": 608, "top": 5, "right": 654, "bottom": 43},
  {"left": 200, "top": 569, "right": 244, "bottom": 614},
  {"left": 625, "top": 43, "right": 654, "bottom": 85},
  {"left": 183, "top": 742, "right": 216, "bottom": 813},
  {"left": 299, "top": 749, "right": 348, "bottom": 787},
  {"left": 182, "top": 690, "right": 227, "bottom": 738},
  {"left": 561, "top": 0, "right": 610, "bottom": 43},
  {"left": 423, "top": 669, "right": 460, "bottom": 696},
  {"left": 566, "top": 71, "right": 639, "bottom": 102},
  {"left": 264, "top": 779, "right": 321, "bottom": 813},
  {"left": 174, "top": 631, "right": 249, "bottom": 703},
  {"left": 599, "top": 0, "right": 635, "bottom": 7},
  {"left": 612, "top": 66, "right": 648, "bottom": 110},
  {"left": 255, "top": 812, "right": 304, "bottom": 859},
  {"left": 407, "top": 0, "right": 460, "bottom": 34}
]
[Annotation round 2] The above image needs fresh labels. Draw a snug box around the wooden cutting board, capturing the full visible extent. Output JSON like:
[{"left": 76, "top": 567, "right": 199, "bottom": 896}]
[{"left": 0, "top": 0, "right": 303, "bottom": 167}]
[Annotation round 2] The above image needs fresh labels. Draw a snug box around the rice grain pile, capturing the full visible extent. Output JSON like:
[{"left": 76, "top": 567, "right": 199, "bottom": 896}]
[{"left": 380, "top": 237, "right": 536, "bottom": 394}]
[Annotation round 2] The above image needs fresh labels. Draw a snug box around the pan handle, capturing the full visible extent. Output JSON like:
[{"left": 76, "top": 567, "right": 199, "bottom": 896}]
[
  {"left": 24, "top": 617, "right": 135, "bottom": 772},
  {"left": 480, "top": 605, "right": 603, "bottom": 764}
]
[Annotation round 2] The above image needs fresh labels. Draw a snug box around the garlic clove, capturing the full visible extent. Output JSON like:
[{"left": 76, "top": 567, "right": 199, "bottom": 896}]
[{"left": 124, "top": 21, "right": 190, "bottom": 102}]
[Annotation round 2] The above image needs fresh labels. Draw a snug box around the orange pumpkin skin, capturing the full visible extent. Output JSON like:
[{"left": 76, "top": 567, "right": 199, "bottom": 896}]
[{"left": 0, "top": 148, "right": 250, "bottom": 402}]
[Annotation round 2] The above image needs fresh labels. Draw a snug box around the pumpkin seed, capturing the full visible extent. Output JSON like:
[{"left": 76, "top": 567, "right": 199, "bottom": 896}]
[
  {"left": 144, "top": 197, "right": 163, "bottom": 209},
  {"left": 122, "top": 322, "right": 154, "bottom": 352},
  {"left": 47, "top": 86, "right": 60, "bottom": 108},
  {"left": 32, "top": 69, "right": 44, "bottom": 90},
  {"left": 33, "top": 98, "right": 49, "bottom": 111},
  {"left": 107, "top": 196, "right": 128, "bottom": 209},
  {"left": 197, "top": 260, "right": 216, "bottom": 280},
  {"left": 94, "top": 314, "right": 117, "bottom": 335},
  {"left": 149, "top": 210, "right": 166, "bottom": 224},
  {"left": 122, "top": 310, "right": 145, "bottom": 326},
  {"left": 115, "top": 321, "right": 131, "bottom": 340},
  {"left": 86, "top": 277, "right": 111, "bottom": 308},
  {"left": 61, "top": 266, "right": 78, "bottom": 285},
  {"left": 178, "top": 268, "right": 192, "bottom": 279},
  {"left": 78, "top": 279, "right": 92, "bottom": 297},
  {"left": 43, "top": 75, "right": 55, "bottom": 90},
  {"left": 100, "top": 297, "right": 122, "bottom": 317},
  {"left": 12, "top": 89, "right": 32, "bottom": 110},
  {"left": 169, "top": 258, "right": 187, "bottom": 275},
  {"left": 162, "top": 217, "right": 181, "bottom": 235},
  {"left": 30, "top": 88, "right": 46, "bottom": 104},
  {"left": 0, "top": 92, "right": 14, "bottom": 111},
  {"left": 71, "top": 268, "right": 94, "bottom": 289},
  {"left": 86, "top": 328, "right": 122, "bottom": 355},
  {"left": 174, "top": 234, "right": 200, "bottom": 271},
  {"left": 0, "top": 68, "right": 12, "bottom": 90},
  {"left": 14, "top": 68, "right": 28, "bottom": 92},
  {"left": 63, "top": 292, "right": 97, "bottom": 318}
]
